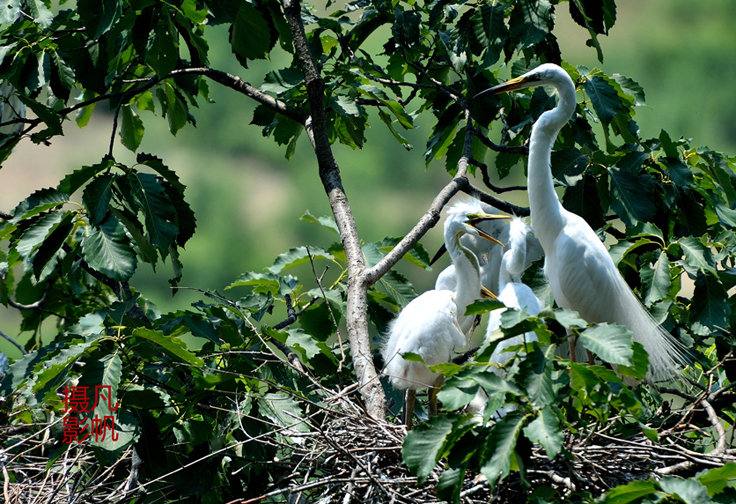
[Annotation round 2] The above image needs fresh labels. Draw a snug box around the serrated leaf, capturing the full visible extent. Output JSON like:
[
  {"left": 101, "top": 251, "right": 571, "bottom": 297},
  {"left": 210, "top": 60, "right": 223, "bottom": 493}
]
[
  {"left": 14, "top": 211, "right": 64, "bottom": 262},
  {"left": 132, "top": 328, "right": 204, "bottom": 366},
  {"left": 402, "top": 415, "right": 455, "bottom": 481},
  {"left": 32, "top": 211, "right": 74, "bottom": 279},
  {"left": 259, "top": 391, "right": 309, "bottom": 437},
  {"left": 583, "top": 74, "right": 623, "bottom": 124},
  {"left": 120, "top": 105, "right": 144, "bottom": 151},
  {"left": 480, "top": 412, "right": 527, "bottom": 490},
  {"left": 300, "top": 210, "right": 339, "bottom": 235},
  {"left": 643, "top": 250, "right": 671, "bottom": 306},
  {"left": 523, "top": 406, "right": 562, "bottom": 457},
  {"left": 125, "top": 172, "right": 178, "bottom": 249},
  {"left": 519, "top": 349, "right": 555, "bottom": 408},
  {"left": 59, "top": 160, "right": 113, "bottom": 196},
  {"left": 230, "top": 3, "right": 275, "bottom": 62},
  {"left": 608, "top": 152, "right": 656, "bottom": 227},
  {"left": 465, "top": 298, "right": 506, "bottom": 315},
  {"left": 82, "top": 174, "right": 115, "bottom": 225},
  {"left": 267, "top": 246, "right": 336, "bottom": 275},
  {"left": 579, "top": 323, "right": 633, "bottom": 366},
  {"left": 690, "top": 270, "right": 730, "bottom": 332},
  {"left": 678, "top": 236, "right": 716, "bottom": 275},
  {"left": 11, "top": 188, "right": 68, "bottom": 224},
  {"left": 81, "top": 216, "right": 137, "bottom": 281}
]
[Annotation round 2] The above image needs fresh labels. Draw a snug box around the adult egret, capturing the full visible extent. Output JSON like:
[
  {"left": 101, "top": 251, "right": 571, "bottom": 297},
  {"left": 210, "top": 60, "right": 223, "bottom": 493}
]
[
  {"left": 382, "top": 200, "right": 507, "bottom": 426},
  {"left": 478, "top": 63, "right": 687, "bottom": 379},
  {"left": 486, "top": 217, "right": 541, "bottom": 371}
]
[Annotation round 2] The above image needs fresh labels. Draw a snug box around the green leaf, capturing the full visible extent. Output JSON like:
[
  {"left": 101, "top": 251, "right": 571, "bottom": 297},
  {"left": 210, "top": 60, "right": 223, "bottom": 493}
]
[
  {"left": 608, "top": 152, "right": 656, "bottom": 227},
  {"left": 643, "top": 250, "right": 671, "bottom": 306},
  {"left": 230, "top": 3, "right": 275, "bottom": 63},
  {"left": 31, "top": 211, "right": 74, "bottom": 279},
  {"left": 267, "top": 246, "right": 336, "bottom": 275},
  {"left": 77, "top": 0, "right": 121, "bottom": 37},
  {"left": 11, "top": 188, "right": 68, "bottom": 224},
  {"left": 690, "top": 270, "right": 730, "bottom": 333},
  {"left": 132, "top": 328, "right": 204, "bottom": 366},
  {"left": 697, "top": 463, "right": 736, "bottom": 496},
  {"left": 464, "top": 298, "right": 506, "bottom": 316},
  {"left": 523, "top": 406, "right": 563, "bottom": 458},
  {"left": 120, "top": 105, "right": 144, "bottom": 151},
  {"left": 480, "top": 412, "right": 527, "bottom": 490},
  {"left": 519, "top": 349, "right": 555, "bottom": 408},
  {"left": 300, "top": 210, "right": 339, "bottom": 235},
  {"left": 82, "top": 174, "right": 115, "bottom": 225},
  {"left": 600, "top": 479, "right": 658, "bottom": 504},
  {"left": 259, "top": 391, "right": 309, "bottom": 438},
  {"left": 678, "top": 236, "right": 716, "bottom": 275},
  {"left": 148, "top": 11, "right": 178, "bottom": 76},
  {"left": 14, "top": 211, "right": 64, "bottom": 262},
  {"left": 125, "top": 172, "right": 179, "bottom": 249},
  {"left": 79, "top": 353, "right": 123, "bottom": 421},
  {"left": 583, "top": 74, "right": 623, "bottom": 124},
  {"left": 659, "top": 476, "right": 712, "bottom": 504},
  {"left": 578, "top": 323, "right": 633, "bottom": 366},
  {"left": 81, "top": 216, "right": 137, "bottom": 281},
  {"left": 402, "top": 415, "right": 455, "bottom": 482},
  {"left": 59, "top": 160, "right": 113, "bottom": 196}
]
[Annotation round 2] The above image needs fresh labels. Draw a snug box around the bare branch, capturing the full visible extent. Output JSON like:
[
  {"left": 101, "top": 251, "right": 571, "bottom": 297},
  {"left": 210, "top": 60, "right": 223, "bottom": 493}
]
[
  {"left": 472, "top": 127, "right": 529, "bottom": 154},
  {"left": 282, "top": 0, "right": 385, "bottom": 419},
  {"left": 0, "top": 328, "right": 27, "bottom": 355},
  {"left": 469, "top": 158, "right": 527, "bottom": 193}
]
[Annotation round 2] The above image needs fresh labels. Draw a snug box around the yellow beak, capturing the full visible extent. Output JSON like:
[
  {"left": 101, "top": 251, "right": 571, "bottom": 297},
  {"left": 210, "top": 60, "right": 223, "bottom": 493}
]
[
  {"left": 481, "top": 285, "right": 498, "bottom": 299},
  {"left": 475, "top": 73, "right": 541, "bottom": 98}
]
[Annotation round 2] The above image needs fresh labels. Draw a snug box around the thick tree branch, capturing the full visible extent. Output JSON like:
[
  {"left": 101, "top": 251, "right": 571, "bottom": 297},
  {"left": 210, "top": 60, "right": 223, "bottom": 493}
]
[{"left": 282, "top": 0, "right": 385, "bottom": 419}]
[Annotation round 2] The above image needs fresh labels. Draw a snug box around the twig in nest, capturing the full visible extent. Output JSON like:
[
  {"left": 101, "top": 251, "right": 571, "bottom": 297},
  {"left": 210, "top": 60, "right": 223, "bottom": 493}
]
[{"left": 306, "top": 246, "right": 346, "bottom": 371}]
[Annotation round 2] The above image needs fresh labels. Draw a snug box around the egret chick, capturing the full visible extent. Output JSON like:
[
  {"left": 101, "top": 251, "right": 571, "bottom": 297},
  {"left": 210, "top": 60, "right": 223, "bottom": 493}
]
[{"left": 382, "top": 201, "right": 507, "bottom": 427}]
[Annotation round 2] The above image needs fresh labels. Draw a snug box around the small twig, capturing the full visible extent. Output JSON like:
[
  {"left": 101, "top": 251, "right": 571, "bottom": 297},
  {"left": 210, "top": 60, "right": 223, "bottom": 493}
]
[
  {"left": 469, "top": 158, "right": 527, "bottom": 193},
  {"left": 306, "top": 247, "right": 345, "bottom": 371},
  {"left": 472, "top": 128, "right": 529, "bottom": 154},
  {"left": 0, "top": 327, "right": 27, "bottom": 355},
  {"left": 6, "top": 293, "right": 46, "bottom": 311}
]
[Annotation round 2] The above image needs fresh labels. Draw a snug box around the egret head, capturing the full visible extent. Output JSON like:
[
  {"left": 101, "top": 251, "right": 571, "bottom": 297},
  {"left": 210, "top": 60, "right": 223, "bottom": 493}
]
[{"left": 475, "top": 63, "right": 571, "bottom": 98}]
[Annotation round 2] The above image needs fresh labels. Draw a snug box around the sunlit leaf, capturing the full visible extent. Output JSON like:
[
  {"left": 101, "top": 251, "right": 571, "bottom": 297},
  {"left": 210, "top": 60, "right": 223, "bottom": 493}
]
[{"left": 579, "top": 323, "right": 633, "bottom": 366}]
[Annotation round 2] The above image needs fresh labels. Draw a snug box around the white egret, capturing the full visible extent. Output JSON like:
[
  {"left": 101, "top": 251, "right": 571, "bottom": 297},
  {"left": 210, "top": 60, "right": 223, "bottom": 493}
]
[
  {"left": 478, "top": 63, "right": 687, "bottom": 379},
  {"left": 467, "top": 218, "right": 542, "bottom": 421},
  {"left": 382, "top": 200, "right": 507, "bottom": 426},
  {"left": 486, "top": 217, "right": 542, "bottom": 371}
]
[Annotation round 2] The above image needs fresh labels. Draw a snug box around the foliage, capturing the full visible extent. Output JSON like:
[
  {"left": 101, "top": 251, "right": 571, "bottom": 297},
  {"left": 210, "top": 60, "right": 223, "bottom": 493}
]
[{"left": 1, "top": 0, "right": 735, "bottom": 503}]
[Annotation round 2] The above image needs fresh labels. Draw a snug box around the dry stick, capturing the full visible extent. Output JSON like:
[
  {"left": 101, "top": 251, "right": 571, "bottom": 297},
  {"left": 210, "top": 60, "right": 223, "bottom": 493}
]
[
  {"left": 282, "top": 0, "right": 384, "bottom": 419},
  {"left": 306, "top": 246, "right": 346, "bottom": 371}
]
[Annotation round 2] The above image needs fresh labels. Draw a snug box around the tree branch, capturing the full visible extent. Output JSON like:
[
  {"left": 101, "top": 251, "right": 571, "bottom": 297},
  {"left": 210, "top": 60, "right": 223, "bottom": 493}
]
[
  {"left": 363, "top": 110, "right": 473, "bottom": 286},
  {"left": 282, "top": 0, "right": 385, "bottom": 419},
  {"left": 0, "top": 328, "right": 27, "bottom": 355}
]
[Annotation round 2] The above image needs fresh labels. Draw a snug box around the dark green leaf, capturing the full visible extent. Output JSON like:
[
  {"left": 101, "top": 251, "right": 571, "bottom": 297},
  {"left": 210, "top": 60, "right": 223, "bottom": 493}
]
[
  {"left": 643, "top": 250, "right": 671, "bottom": 306},
  {"left": 81, "top": 216, "right": 137, "bottom": 281},
  {"left": 82, "top": 174, "right": 115, "bottom": 225},
  {"left": 678, "top": 236, "right": 716, "bottom": 275},
  {"left": 31, "top": 211, "right": 74, "bottom": 279},
  {"left": 125, "top": 172, "right": 178, "bottom": 249},
  {"left": 120, "top": 105, "right": 144, "bottom": 151},
  {"left": 78, "top": 0, "right": 122, "bottom": 37},
  {"left": 583, "top": 74, "right": 623, "bottom": 124},
  {"left": 230, "top": 3, "right": 275, "bottom": 62},
  {"left": 690, "top": 270, "right": 730, "bottom": 333},
  {"left": 402, "top": 415, "right": 455, "bottom": 482},
  {"left": 480, "top": 412, "right": 527, "bottom": 490},
  {"left": 132, "top": 328, "right": 204, "bottom": 366}
]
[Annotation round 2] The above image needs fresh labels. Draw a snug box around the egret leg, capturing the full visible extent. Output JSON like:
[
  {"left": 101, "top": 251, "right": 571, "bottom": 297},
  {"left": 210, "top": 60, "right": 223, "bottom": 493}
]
[
  {"left": 586, "top": 350, "right": 595, "bottom": 365},
  {"left": 428, "top": 376, "right": 445, "bottom": 417},
  {"left": 569, "top": 334, "right": 577, "bottom": 363},
  {"left": 404, "top": 389, "right": 416, "bottom": 429}
]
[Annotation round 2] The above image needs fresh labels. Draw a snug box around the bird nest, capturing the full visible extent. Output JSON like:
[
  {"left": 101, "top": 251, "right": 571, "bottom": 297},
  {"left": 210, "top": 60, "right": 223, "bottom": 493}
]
[{"left": 2, "top": 383, "right": 734, "bottom": 504}]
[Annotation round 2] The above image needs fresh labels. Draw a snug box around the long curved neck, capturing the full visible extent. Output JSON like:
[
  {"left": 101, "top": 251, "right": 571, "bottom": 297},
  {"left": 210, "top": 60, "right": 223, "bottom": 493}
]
[
  {"left": 528, "top": 82, "right": 576, "bottom": 249},
  {"left": 446, "top": 228, "right": 481, "bottom": 317}
]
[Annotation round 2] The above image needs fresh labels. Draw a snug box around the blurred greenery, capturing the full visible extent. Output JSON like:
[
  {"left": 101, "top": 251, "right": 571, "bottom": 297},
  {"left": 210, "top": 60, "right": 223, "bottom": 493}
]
[{"left": 1, "top": 0, "right": 734, "bottom": 359}]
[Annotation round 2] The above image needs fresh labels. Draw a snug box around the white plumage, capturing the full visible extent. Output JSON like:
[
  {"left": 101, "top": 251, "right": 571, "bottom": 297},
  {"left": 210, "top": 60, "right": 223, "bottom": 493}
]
[
  {"left": 481, "top": 64, "right": 687, "bottom": 379},
  {"left": 383, "top": 199, "right": 502, "bottom": 425},
  {"left": 486, "top": 218, "right": 541, "bottom": 371}
]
